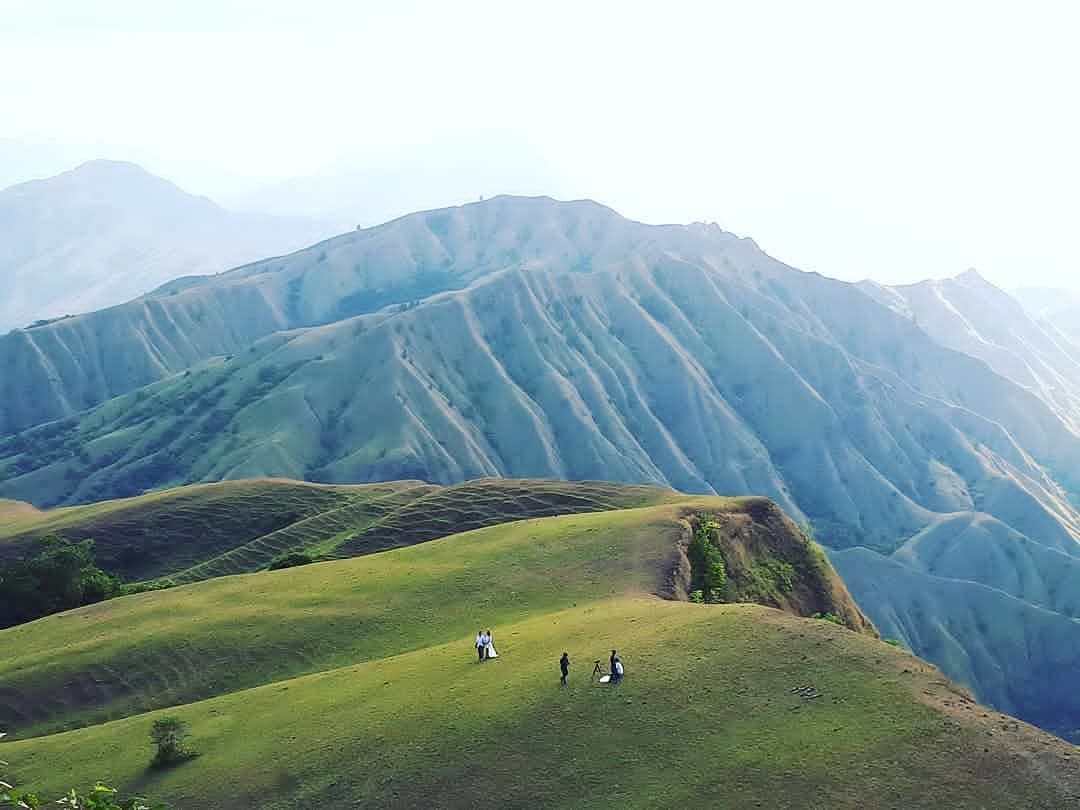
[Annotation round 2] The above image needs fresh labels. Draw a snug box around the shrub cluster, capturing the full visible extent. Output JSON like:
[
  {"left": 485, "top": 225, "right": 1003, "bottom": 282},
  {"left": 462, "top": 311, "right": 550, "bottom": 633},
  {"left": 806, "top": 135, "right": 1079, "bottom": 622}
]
[
  {"left": 687, "top": 517, "right": 727, "bottom": 603},
  {"left": 268, "top": 552, "right": 315, "bottom": 571},
  {"left": 0, "top": 535, "right": 122, "bottom": 628},
  {"left": 149, "top": 717, "right": 198, "bottom": 769}
]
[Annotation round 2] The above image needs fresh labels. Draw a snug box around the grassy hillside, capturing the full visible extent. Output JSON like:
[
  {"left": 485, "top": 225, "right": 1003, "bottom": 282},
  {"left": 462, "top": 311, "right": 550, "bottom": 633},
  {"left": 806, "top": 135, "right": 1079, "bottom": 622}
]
[
  {"left": 0, "top": 479, "right": 388, "bottom": 581},
  {"left": 3, "top": 492, "right": 859, "bottom": 739},
  {"left": 0, "top": 478, "right": 673, "bottom": 586},
  {"left": 0, "top": 497, "right": 37, "bottom": 525},
  {"left": 832, "top": 545, "right": 1080, "bottom": 742},
  {"left": 2, "top": 495, "right": 1077, "bottom": 808}
]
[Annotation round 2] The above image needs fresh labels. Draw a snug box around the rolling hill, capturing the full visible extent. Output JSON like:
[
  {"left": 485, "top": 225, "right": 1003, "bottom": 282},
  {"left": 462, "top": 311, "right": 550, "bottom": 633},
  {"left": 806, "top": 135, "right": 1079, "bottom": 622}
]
[
  {"left": 2, "top": 483, "right": 1077, "bottom": 809},
  {"left": 0, "top": 160, "right": 337, "bottom": 333},
  {"left": 2, "top": 195, "right": 1080, "bottom": 744},
  {"left": 0, "top": 478, "right": 671, "bottom": 586}
]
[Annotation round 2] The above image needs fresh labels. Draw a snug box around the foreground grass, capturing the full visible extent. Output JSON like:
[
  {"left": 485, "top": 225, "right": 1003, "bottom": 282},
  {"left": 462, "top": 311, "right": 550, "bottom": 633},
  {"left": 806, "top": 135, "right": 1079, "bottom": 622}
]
[
  {"left": 5, "top": 598, "right": 1071, "bottom": 809},
  {"left": 4, "top": 485, "right": 1075, "bottom": 807}
]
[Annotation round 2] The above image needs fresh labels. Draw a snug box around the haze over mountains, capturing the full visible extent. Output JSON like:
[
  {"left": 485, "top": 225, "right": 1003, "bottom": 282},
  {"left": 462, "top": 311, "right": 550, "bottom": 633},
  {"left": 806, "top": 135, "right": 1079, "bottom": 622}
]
[
  {"left": 230, "top": 136, "right": 573, "bottom": 231},
  {"left": 2, "top": 193, "right": 1080, "bottom": 743},
  {"left": 0, "top": 160, "right": 337, "bottom": 333},
  {"left": 1015, "top": 286, "right": 1080, "bottom": 344}
]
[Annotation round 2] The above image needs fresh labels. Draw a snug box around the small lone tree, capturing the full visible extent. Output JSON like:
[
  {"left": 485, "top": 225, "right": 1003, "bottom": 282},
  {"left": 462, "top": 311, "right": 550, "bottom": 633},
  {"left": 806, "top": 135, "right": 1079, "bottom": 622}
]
[{"left": 150, "top": 717, "right": 196, "bottom": 768}]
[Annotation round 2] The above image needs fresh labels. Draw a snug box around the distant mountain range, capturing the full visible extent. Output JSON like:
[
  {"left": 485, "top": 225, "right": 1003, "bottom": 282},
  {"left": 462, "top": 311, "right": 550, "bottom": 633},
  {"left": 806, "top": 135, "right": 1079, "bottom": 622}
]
[
  {"left": 0, "top": 160, "right": 338, "bottom": 333},
  {"left": 1014, "top": 285, "right": 1080, "bottom": 344},
  {"left": 1, "top": 194, "right": 1079, "bottom": 741},
  {"left": 861, "top": 272, "right": 1080, "bottom": 432}
]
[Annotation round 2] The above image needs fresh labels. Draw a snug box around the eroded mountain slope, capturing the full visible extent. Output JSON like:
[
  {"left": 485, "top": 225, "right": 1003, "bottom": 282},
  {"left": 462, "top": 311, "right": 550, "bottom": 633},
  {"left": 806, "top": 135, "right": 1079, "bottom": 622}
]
[
  {"left": 3, "top": 195, "right": 1080, "bottom": 746},
  {"left": 862, "top": 270, "right": 1080, "bottom": 432}
]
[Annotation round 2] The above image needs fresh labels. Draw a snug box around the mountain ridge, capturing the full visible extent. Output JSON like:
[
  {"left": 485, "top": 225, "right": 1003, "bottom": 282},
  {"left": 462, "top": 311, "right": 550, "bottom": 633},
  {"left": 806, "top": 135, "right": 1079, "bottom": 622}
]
[
  {"left": 2, "top": 195, "right": 1080, "bottom": 742},
  {"left": 860, "top": 270, "right": 1080, "bottom": 432},
  {"left": 0, "top": 160, "right": 339, "bottom": 333}
]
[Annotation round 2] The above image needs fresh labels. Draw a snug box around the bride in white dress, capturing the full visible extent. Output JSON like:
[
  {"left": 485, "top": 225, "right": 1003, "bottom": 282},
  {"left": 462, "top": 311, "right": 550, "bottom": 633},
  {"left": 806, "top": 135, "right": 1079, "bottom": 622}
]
[{"left": 485, "top": 629, "right": 498, "bottom": 659}]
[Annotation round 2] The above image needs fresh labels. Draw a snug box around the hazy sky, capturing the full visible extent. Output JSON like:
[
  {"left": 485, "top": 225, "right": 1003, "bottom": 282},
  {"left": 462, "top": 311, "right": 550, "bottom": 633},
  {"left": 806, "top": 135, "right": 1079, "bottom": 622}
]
[{"left": 2, "top": 0, "right": 1078, "bottom": 290}]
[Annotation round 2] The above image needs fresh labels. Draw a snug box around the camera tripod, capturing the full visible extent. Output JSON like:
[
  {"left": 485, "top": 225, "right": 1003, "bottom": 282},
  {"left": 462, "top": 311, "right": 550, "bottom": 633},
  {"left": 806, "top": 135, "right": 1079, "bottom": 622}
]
[{"left": 592, "top": 660, "right": 604, "bottom": 679}]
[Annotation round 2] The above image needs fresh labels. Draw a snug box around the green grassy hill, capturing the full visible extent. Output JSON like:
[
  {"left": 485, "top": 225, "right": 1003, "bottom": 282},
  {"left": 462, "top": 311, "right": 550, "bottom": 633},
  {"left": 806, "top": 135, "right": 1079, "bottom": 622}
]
[
  {"left": 832, "top": 544, "right": 1080, "bottom": 742},
  {"left": 4, "top": 196, "right": 1080, "bottom": 747},
  {"left": 0, "top": 478, "right": 669, "bottom": 585},
  {"left": 2, "top": 488, "right": 1077, "bottom": 808},
  {"left": 0, "top": 479, "right": 369, "bottom": 581},
  {"left": 0, "top": 497, "right": 37, "bottom": 525}
]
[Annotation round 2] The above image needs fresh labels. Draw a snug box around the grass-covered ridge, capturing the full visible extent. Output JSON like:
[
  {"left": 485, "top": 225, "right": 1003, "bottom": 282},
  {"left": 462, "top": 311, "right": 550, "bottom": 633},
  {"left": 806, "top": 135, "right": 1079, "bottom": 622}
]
[
  {"left": 2, "top": 482, "right": 1077, "bottom": 807},
  {"left": 3, "top": 492, "right": 840, "bottom": 738},
  {"left": 0, "top": 479, "right": 368, "bottom": 581},
  {"left": 9, "top": 600, "right": 1078, "bottom": 809},
  {"left": 0, "top": 478, "right": 672, "bottom": 586}
]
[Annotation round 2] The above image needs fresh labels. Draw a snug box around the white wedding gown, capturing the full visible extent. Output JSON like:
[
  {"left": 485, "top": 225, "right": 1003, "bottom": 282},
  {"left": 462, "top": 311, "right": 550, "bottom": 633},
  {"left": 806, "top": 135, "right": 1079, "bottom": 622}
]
[{"left": 485, "top": 642, "right": 498, "bottom": 659}]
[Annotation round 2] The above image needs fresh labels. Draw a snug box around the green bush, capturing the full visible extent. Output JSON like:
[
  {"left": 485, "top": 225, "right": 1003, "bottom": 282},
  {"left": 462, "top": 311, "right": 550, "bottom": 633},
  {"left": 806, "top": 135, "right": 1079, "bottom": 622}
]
[
  {"left": 122, "top": 579, "right": 177, "bottom": 597},
  {"left": 150, "top": 717, "right": 197, "bottom": 769},
  {"left": 812, "top": 612, "right": 843, "bottom": 626},
  {"left": 268, "top": 552, "right": 315, "bottom": 571},
  {"left": 687, "top": 518, "right": 726, "bottom": 603},
  {"left": 56, "top": 783, "right": 169, "bottom": 809},
  {"left": 758, "top": 557, "right": 795, "bottom": 593},
  {"left": 0, "top": 535, "right": 123, "bottom": 628}
]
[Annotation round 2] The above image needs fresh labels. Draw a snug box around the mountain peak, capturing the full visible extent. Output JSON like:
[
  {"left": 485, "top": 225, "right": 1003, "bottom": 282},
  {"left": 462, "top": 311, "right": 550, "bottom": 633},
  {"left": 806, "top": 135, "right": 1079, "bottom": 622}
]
[
  {"left": 0, "top": 160, "right": 339, "bottom": 332},
  {"left": 62, "top": 159, "right": 188, "bottom": 194},
  {"left": 890, "top": 268, "right": 1003, "bottom": 296},
  {"left": 956, "top": 267, "right": 992, "bottom": 286},
  {"left": 71, "top": 158, "right": 153, "bottom": 175},
  {"left": 1, "top": 158, "right": 191, "bottom": 202}
]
